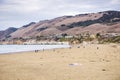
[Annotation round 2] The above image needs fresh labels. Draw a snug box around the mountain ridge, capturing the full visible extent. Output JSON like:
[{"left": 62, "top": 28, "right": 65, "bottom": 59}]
[
  {"left": 0, "top": 10, "right": 120, "bottom": 39},
  {"left": 0, "top": 27, "right": 18, "bottom": 39}
]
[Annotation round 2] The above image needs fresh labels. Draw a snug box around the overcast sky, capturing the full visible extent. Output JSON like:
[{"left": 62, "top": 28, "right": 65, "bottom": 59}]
[{"left": 0, "top": 0, "right": 120, "bottom": 30}]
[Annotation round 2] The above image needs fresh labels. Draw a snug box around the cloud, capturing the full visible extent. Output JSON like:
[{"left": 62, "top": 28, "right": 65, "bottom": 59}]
[
  {"left": 0, "top": 0, "right": 43, "bottom": 13},
  {"left": 110, "top": 0, "right": 120, "bottom": 4},
  {"left": 0, "top": 0, "right": 120, "bottom": 30}
]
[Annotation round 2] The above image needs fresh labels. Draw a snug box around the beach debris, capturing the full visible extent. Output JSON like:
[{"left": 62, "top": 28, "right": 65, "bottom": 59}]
[
  {"left": 106, "top": 60, "right": 110, "bottom": 62},
  {"left": 77, "top": 46, "right": 80, "bottom": 48},
  {"left": 69, "top": 46, "right": 72, "bottom": 49},
  {"left": 102, "top": 69, "right": 106, "bottom": 71},
  {"left": 69, "top": 63, "right": 82, "bottom": 66},
  {"left": 90, "top": 60, "right": 96, "bottom": 62},
  {"left": 97, "top": 47, "right": 99, "bottom": 49}
]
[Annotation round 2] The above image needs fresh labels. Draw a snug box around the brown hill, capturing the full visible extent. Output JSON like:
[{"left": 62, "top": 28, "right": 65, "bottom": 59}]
[
  {"left": 0, "top": 27, "right": 17, "bottom": 39},
  {"left": 2, "top": 10, "right": 120, "bottom": 39}
]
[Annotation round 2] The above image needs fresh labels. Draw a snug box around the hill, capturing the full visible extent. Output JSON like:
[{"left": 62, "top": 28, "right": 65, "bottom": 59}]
[
  {"left": 0, "top": 27, "right": 18, "bottom": 39},
  {"left": 0, "top": 10, "right": 120, "bottom": 39}
]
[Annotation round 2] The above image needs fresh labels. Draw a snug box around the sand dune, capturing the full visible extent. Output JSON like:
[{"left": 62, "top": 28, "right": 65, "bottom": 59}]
[{"left": 0, "top": 44, "right": 120, "bottom": 80}]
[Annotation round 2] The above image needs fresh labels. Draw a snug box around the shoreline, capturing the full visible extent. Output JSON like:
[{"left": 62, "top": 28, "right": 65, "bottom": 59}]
[
  {"left": 0, "top": 43, "right": 119, "bottom": 55},
  {"left": 0, "top": 44, "right": 70, "bottom": 54},
  {"left": 0, "top": 47, "right": 69, "bottom": 55}
]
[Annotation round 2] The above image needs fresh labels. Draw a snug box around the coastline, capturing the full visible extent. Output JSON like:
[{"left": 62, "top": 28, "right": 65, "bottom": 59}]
[
  {"left": 0, "top": 44, "right": 120, "bottom": 80},
  {"left": 0, "top": 44, "right": 70, "bottom": 54},
  {"left": 0, "top": 47, "right": 68, "bottom": 55}
]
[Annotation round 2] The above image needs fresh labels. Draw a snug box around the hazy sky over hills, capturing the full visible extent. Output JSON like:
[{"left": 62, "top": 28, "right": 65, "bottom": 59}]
[{"left": 0, "top": 0, "right": 120, "bottom": 30}]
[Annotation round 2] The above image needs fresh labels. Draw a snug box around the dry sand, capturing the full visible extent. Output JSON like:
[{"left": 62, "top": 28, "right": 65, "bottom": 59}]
[{"left": 0, "top": 44, "right": 120, "bottom": 80}]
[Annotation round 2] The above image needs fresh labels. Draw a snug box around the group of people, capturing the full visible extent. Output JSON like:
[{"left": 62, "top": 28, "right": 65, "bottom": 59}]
[
  {"left": 35, "top": 50, "right": 39, "bottom": 53},
  {"left": 35, "top": 49, "right": 45, "bottom": 53}
]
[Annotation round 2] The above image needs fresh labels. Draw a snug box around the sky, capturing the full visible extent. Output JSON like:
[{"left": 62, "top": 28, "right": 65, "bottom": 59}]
[{"left": 0, "top": 0, "right": 120, "bottom": 30}]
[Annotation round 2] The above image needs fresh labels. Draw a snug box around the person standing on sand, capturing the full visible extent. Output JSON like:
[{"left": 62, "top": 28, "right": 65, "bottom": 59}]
[
  {"left": 97, "top": 47, "right": 99, "bottom": 49},
  {"left": 43, "top": 49, "right": 44, "bottom": 51}
]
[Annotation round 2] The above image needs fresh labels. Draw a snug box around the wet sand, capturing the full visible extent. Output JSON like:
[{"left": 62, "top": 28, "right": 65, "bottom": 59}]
[{"left": 0, "top": 44, "right": 120, "bottom": 80}]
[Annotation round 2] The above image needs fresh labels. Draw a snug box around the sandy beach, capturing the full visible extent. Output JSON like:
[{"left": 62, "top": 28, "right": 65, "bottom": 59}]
[{"left": 0, "top": 44, "right": 120, "bottom": 80}]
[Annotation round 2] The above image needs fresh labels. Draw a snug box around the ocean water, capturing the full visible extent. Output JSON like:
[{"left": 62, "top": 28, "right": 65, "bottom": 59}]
[{"left": 0, "top": 45, "right": 70, "bottom": 54}]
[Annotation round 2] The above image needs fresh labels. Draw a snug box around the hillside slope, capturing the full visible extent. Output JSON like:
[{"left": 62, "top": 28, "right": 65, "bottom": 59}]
[
  {"left": 8, "top": 10, "right": 120, "bottom": 38},
  {"left": 0, "top": 27, "right": 17, "bottom": 39}
]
